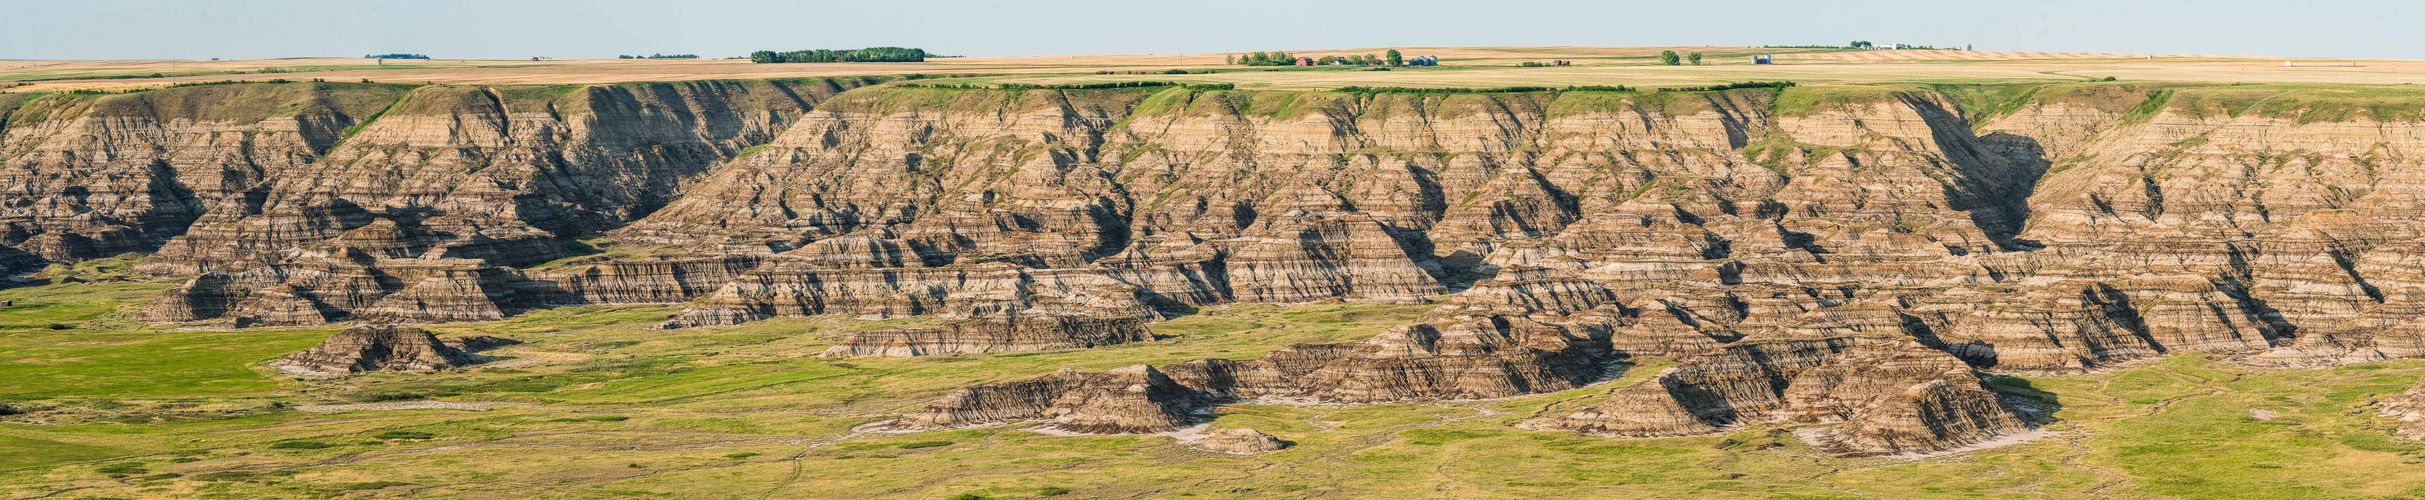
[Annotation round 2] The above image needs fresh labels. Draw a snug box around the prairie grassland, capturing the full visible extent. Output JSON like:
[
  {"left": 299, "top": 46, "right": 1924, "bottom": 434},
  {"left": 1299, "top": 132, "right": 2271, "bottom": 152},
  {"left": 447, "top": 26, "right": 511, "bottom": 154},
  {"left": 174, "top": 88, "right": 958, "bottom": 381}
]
[
  {"left": 9, "top": 46, "right": 2415, "bottom": 95},
  {"left": 2, "top": 277, "right": 2424, "bottom": 499}
]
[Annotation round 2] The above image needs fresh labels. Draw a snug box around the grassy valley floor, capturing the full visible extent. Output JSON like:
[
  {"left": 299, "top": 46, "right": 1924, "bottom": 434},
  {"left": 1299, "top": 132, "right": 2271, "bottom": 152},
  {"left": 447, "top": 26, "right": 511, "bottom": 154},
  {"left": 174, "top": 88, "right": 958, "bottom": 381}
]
[{"left": 2, "top": 276, "right": 2424, "bottom": 499}]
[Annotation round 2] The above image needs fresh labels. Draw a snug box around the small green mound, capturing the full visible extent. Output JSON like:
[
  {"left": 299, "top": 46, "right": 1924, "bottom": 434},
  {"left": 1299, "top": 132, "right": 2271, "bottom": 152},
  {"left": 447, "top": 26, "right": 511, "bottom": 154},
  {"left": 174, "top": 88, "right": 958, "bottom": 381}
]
[{"left": 371, "top": 430, "right": 435, "bottom": 440}]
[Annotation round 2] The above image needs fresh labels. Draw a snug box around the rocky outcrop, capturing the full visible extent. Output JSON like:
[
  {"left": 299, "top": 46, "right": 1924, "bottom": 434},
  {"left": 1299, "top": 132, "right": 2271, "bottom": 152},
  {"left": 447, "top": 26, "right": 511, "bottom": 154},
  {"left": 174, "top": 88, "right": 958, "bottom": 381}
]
[
  {"left": 907, "top": 364, "right": 1212, "bottom": 433},
  {"left": 1197, "top": 428, "right": 1287, "bottom": 454},
  {"left": 440, "top": 335, "right": 521, "bottom": 352},
  {"left": 2381, "top": 379, "right": 2425, "bottom": 443},
  {"left": 0, "top": 83, "right": 407, "bottom": 272},
  {"left": 1537, "top": 337, "right": 2025, "bottom": 456},
  {"left": 122, "top": 78, "right": 877, "bottom": 323},
  {"left": 823, "top": 315, "right": 1153, "bottom": 357},
  {"left": 268, "top": 326, "right": 505, "bottom": 376},
  {"left": 907, "top": 313, "right": 1616, "bottom": 432},
  {"left": 141, "top": 79, "right": 872, "bottom": 275},
  {"left": 80, "top": 79, "right": 2425, "bottom": 454}
]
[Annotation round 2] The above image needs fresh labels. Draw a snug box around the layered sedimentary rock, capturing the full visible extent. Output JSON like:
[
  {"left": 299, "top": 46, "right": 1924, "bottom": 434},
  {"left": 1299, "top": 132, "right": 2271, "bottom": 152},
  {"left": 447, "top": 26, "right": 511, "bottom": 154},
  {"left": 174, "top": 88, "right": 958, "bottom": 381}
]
[
  {"left": 906, "top": 313, "right": 1616, "bottom": 432},
  {"left": 124, "top": 79, "right": 876, "bottom": 323},
  {"left": 907, "top": 364, "right": 1212, "bottom": 433},
  {"left": 142, "top": 79, "right": 871, "bottom": 274},
  {"left": 1537, "top": 337, "right": 2023, "bottom": 456},
  {"left": 823, "top": 315, "right": 1152, "bottom": 357},
  {"left": 84, "top": 79, "right": 2425, "bottom": 454},
  {"left": 0, "top": 83, "right": 407, "bottom": 273},
  {"left": 2382, "top": 380, "right": 2425, "bottom": 443},
  {"left": 268, "top": 326, "right": 505, "bottom": 376},
  {"left": 1197, "top": 428, "right": 1287, "bottom": 454}
]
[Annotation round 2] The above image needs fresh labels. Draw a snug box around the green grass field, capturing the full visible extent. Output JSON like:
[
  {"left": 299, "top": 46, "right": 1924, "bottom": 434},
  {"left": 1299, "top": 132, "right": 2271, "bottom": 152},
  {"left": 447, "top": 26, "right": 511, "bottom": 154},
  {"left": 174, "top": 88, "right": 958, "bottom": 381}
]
[{"left": 3, "top": 278, "right": 2424, "bottom": 499}]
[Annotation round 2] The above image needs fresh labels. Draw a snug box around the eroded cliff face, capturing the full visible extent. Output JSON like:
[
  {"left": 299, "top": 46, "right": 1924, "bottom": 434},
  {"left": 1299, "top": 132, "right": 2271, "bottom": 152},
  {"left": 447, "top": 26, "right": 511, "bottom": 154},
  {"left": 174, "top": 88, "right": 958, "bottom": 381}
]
[
  {"left": 120, "top": 78, "right": 877, "bottom": 325},
  {"left": 78, "top": 80, "right": 2425, "bottom": 455},
  {"left": 0, "top": 83, "right": 404, "bottom": 273},
  {"left": 826, "top": 82, "right": 2425, "bottom": 455}
]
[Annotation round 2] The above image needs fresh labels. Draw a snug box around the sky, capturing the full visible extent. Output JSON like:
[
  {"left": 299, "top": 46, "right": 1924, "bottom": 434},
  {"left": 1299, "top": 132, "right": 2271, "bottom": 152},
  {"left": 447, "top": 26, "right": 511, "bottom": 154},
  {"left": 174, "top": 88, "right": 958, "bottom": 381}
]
[{"left": 3, "top": 0, "right": 2417, "bottom": 60}]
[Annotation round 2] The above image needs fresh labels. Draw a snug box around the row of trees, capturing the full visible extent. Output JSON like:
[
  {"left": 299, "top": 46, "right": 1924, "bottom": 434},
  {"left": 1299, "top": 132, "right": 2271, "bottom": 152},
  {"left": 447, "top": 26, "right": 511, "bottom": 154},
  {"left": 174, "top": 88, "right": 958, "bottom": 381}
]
[
  {"left": 1658, "top": 50, "right": 1705, "bottom": 66},
  {"left": 748, "top": 47, "right": 928, "bottom": 63},
  {"left": 1233, "top": 49, "right": 1413, "bottom": 67},
  {"left": 619, "top": 54, "right": 697, "bottom": 59},
  {"left": 364, "top": 53, "right": 428, "bottom": 59},
  {"left": 1233, "top": 51, "right": 1298, "bottom": 66}
]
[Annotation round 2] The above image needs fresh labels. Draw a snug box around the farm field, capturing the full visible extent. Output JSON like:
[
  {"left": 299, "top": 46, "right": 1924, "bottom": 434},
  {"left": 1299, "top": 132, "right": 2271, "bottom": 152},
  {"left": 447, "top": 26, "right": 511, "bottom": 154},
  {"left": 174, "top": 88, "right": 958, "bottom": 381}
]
[{"left": 9, "top": 46, "right": 2420, "bottom": 94}]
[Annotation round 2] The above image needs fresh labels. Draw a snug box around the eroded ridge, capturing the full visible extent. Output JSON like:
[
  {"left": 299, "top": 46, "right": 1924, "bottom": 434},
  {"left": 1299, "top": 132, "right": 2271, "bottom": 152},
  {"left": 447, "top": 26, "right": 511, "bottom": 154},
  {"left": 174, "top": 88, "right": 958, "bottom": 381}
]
[{"left": 14, "top": 79, "right": 2425, "bottom": 454}]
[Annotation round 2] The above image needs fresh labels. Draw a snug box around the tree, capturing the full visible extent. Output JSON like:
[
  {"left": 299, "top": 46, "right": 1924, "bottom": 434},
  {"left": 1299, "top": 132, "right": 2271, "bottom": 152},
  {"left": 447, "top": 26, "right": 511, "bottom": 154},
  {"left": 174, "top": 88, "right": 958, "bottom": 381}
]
[
  {"left": 1386, "top": 49, "right": 1403, "bottom": 66},
  {"left": 1238, "top": 51, "right": 1297, "bottom": 66},
  {"left": 1688, "top": 52, "right": 1703, "bottom": 65},
  {"left": 1317, "top": 55, "right": 1339, "bottom": 65},
  {"left": 1660, "top": 50, "right": 1681, "bottom": 66}
]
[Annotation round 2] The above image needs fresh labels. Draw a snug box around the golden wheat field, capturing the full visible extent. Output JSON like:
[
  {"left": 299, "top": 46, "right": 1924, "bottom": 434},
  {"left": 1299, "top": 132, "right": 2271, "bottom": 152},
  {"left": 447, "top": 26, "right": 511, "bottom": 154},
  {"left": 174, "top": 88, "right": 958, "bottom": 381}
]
[{"left": 7, "top": 46, "right": 2418, "bottom": 93}]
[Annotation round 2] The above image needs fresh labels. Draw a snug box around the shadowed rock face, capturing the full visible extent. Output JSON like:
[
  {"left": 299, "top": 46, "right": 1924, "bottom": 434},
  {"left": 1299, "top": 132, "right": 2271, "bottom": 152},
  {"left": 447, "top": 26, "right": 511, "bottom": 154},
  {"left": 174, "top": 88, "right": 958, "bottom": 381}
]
[
  {"left": 907, "top": 364, "right": 1212, "bottom": 433},
  {"left": 0, "top": 83, "right": 407, "bottom": 272},
  {"left": 1535, "top": 337, "right": 2023, "bottom": 456},
  {"left": 120, "top": 79, "right": 875, "bottom": 324},
  {"left": 63, "top": 80, "right": 2425, "bottom": 455},
  {"left": 268, "top": 325, "right": 515, "bottom": 376},
  {"left": 822, "top": 315, "right": 1153, "bottom": 357},
  {"left": 905, "top": 313, "right": 1617, "bottom": 433}
]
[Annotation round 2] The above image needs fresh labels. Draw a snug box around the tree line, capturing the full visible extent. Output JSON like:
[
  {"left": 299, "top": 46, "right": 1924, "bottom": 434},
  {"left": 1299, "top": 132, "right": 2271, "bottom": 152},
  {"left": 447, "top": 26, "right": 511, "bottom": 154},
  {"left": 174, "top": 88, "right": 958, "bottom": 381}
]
[
  {"left": 364, "top": 54, "right": 429, "bottom": 59},
  {"left": 1233, "top": 49, "right": 1417, "bottom": 67},
  {"left": 620, "top": 54, "right": 698, "bottom": 59},
  {"left": 749, "top": 47, "right": 929, "bottom": 64}
]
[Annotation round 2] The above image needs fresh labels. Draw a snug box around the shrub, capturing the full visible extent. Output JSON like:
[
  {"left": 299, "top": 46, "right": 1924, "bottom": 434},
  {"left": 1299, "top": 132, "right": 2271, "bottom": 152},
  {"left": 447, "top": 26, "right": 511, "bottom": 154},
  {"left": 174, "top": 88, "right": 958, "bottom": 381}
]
[
  {"left": 1661, "top": 81, "right": 1797, "bottom": 92},
  {"left": 897, "top": 440, "right": 952, "bottom": 449},
  {"left": 900, "top": 81, "right": 1233, "bottom": 91},
  {"left": 1039, "top": 486, "right": 1071, "bottom": 496},
  {"left": 194, "top": 470, "right": 263, "bottom": 483},
  {"left": 95, "top": 463, "right": 147, "bottom": 476},
  {"left": 371, "top": 430, "right": 434, "bottom": 440},
  {"left": 269, "top": 440, "right": 337, "bottom": 450},
  {"left": 1332, "top": 85, "right": 1634, "bottom": 94}
]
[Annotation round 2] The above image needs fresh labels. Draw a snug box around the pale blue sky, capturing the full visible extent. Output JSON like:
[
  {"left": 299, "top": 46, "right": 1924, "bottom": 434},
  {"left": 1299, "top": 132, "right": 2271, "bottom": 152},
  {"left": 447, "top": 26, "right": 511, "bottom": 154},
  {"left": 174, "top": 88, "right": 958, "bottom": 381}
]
[{"left": 3, "top": 0, "right": 2415, "bottom": 60}]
